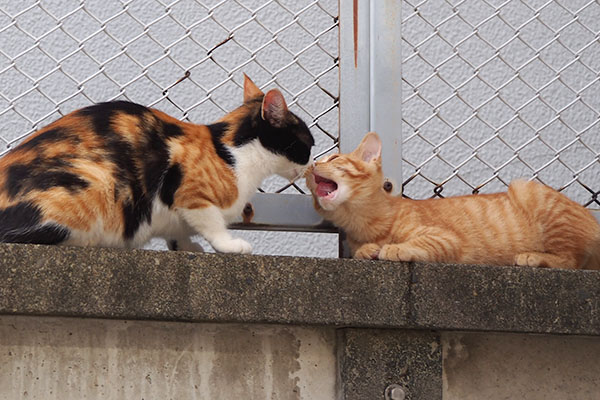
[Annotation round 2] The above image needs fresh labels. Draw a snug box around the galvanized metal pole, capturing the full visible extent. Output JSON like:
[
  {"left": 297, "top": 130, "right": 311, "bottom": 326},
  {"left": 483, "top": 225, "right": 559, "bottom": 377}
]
[
  {"left": 339, "top": 0, "right": 371, "bottom": 153},
  {"left": 370, "top": 0, "right": 402, "bottom": 195},
  {"left": 340, "top": 0, "right": 402, "bottom": 189},
  {"left": 339, "top": 0, "right": 402, "bottom": 256},
  {"left": 339, "top": 0, "right": 371, "bottom": 257}
]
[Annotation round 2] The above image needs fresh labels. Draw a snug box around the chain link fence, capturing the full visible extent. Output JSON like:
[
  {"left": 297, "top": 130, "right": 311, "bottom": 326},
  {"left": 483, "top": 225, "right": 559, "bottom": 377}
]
[
  {"left": 401, "top": 0, "right": 600, "bottom": 207},
  {"left": 2, "top": 0, "right": 599, "bottom": 212},
  {"left": 0, "top": 0, "right": 339, "bottom": 195}
]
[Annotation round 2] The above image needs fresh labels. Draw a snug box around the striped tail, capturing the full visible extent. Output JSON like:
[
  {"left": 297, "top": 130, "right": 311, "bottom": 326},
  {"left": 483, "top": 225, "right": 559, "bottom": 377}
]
[{"left": 584, "top": 235, "right": 600, "bottom": 270}]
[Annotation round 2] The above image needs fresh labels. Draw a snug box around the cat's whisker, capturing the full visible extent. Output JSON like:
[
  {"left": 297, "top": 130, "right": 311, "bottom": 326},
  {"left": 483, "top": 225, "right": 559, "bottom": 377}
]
[{"left": 290, "top": 168, "right": 305, "bottom": 183}]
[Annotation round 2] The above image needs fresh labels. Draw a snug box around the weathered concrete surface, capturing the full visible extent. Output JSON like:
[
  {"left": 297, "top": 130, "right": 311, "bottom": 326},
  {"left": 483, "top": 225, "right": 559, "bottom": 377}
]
[
  {"left": 0, "top": 315, "right": 336, "bottom": 400},
  {"left": 338, "top": 329, "right": 442, "bottom": 400},
  {"left": 443, "top": 331, "right": 600, "bottom": 400},
  {"left": 0, "top": 243, "right": 599, "bottom": 335},
  {"left": 0, "top": 243, "right": 409, "bottom": 327},
  {"left": 412, "top": 263, "right": 600, "bottom": 334}
]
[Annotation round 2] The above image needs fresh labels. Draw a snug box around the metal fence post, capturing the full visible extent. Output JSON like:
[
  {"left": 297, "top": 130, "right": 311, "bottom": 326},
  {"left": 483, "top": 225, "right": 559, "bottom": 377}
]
[
  {"left": 339, "top": 0, "right": 402, "bottom": 255},
  {"left": 340, "top": 0, "right": 402, "bottom": 191},
  {"left": 370, "top": 0, "right": 403, "bottom": 195}
]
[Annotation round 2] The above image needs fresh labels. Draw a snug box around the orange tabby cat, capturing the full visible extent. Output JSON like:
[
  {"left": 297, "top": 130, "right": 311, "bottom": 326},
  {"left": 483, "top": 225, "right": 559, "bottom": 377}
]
[{"left": 306, "top": 132, "right": 600, "bottom": 270}]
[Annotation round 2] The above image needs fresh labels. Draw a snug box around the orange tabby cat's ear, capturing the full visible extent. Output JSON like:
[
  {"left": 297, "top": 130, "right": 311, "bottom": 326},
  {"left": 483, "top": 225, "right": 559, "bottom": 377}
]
[
  {"left": 243, "top": 74, "right": 264, "bottom": 102},
  {"left": 354, "top": 132, "right": 382, "bottom": 163},
  {"left": 261, "top": 89, "right": 288, "bottom": 127}
]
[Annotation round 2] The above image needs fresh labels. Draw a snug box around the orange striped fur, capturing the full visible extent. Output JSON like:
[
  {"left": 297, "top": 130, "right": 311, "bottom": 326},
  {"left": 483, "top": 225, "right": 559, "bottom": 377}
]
[{"left": 306, "top": 132, "right": 600, "bottom": 270}]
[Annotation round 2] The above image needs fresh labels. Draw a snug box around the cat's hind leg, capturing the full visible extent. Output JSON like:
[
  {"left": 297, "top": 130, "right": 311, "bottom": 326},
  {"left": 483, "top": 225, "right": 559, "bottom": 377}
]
[
  {"left": 167, "top": 237, "right": 204, "bottom": 252},
  {"left": 178, "top": 206, "right": 252, "bottom": 254},
  {"left": 0, "top": 203, "right": 70, "bottom": 245},
  {"left": 514, "top": 252, "right": 576, "bottom": 269},
  {"left": 1, "top": 224, "right": 70, "bottom": 245}
]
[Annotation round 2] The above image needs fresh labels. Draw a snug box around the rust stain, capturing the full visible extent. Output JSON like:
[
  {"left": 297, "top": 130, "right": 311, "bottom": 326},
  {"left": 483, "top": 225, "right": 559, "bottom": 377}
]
[
  {"left": 353, "top": 0, "right": 358, "bottom": 68},
  {"left": 208, "top": 35, "right": 233, "bottom": 55}
]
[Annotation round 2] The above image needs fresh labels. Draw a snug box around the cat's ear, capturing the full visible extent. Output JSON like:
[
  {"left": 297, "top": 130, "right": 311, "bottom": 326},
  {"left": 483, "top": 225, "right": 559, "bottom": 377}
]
[
  {"left": 243, "top": 74, "right": 264, "bottom": 102},
  {"left": 354, "top": 132, "right": 382, "bottom": 163},
  {"left": 261, "top": 89, "right": 288, "bottom": 127}
]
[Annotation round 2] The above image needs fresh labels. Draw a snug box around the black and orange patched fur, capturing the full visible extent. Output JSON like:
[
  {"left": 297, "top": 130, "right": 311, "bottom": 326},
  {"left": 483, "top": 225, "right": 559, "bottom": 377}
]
[
  {"left": 306, "top": 132, "right": 600, "bottom": 270},
  {"left": 0, "top": 75, "right": 314, "bottom": 253}
]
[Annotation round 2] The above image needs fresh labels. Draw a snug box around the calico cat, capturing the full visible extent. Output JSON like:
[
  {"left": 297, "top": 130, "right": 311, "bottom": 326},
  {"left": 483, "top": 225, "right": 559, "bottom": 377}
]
[
  {"left": 0, "top": 75, "right": 314, "bottom": 253},
  {"left": 306, "top": 132, "right": 600, "bottom": 270}
]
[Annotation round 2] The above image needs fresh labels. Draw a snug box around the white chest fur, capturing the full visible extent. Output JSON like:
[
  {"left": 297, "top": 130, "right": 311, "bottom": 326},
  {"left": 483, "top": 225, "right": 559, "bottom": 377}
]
[
  {"left": 132, "top": 139, "right": 287, "bottom": 249},
  {"left": 221, "top": 139, "right": 283, "bottom": 220}
]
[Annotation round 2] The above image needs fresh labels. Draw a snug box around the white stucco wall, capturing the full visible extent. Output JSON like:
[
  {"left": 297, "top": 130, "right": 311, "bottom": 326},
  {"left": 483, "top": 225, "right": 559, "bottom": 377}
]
[
  {"left": 0, "top": 1, "right": 598, "bottom": 257},
  {"left": 401, "top": 0, "right": 600, "bottom": 204}
]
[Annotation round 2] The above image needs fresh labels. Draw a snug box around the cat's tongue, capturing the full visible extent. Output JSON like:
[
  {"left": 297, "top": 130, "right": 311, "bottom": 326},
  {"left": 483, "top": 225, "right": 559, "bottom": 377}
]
[
  {"left": 317, "top": 182, "right": 337, "bottom": 197},
  {"left": 315, "top": 175, "right": 338, "bottom": 197}
]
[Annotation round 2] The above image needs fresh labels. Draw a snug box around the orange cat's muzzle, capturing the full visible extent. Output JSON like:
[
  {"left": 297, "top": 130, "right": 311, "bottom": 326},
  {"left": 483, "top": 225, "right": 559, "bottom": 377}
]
[
  {"left": 313, "top": 174, "right": 338, "bottom": 199},
  {"left": 303, "top": 164, "right": 314, "bottom": 178}
]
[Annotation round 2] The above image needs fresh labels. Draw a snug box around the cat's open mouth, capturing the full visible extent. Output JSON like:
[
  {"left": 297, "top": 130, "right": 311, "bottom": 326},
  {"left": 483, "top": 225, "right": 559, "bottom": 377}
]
[{"left": 314, "top": 174, "right": 338, "bottom": 199}]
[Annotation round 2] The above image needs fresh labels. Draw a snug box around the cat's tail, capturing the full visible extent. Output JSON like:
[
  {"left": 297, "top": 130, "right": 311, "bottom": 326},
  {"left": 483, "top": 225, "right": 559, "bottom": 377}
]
[{"left": 584, "top": 233, "right": 600, "bottom": 270}]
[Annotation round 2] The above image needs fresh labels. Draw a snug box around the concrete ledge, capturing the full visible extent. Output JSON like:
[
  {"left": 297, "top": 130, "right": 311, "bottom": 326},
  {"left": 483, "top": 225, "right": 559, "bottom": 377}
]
[{"left": 0, "top": 243, "right": 598, "bottom": 335}]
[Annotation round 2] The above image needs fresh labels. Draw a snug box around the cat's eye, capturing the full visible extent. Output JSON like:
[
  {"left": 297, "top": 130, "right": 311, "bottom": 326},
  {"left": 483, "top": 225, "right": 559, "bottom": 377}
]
[{"left": 317, "top": 153, "right": 339, "bottom": 164}]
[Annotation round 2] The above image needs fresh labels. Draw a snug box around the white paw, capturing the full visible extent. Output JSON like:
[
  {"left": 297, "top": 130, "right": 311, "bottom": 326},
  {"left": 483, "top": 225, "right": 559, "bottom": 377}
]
[{"left": 213, "top": 238, "right": 253, "bottom": 254}]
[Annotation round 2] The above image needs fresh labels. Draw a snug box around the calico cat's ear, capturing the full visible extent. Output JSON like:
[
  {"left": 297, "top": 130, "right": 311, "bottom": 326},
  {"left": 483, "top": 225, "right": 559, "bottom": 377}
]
[
  {"left": 243, "top": 74, "right": 264, "bottom": 102},
  {"left": 261, "top": 89, "right": 288, "bottom": 128},
  {"left": 354, "top": 132, "right": 382, "bottom": 163}
]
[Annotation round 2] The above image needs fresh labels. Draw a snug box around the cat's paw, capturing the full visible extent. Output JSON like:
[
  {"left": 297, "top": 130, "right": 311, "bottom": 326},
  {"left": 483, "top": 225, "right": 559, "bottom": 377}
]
[
  {"left": 354, "top": 243, "right": 381, "bottom": 259},
  {"left": 514, "top": 253, "right": 547, "bottom": 268},
  {"left": 213, "top": 238, "right": 253, "bottom": 254},
  {"left": 378, "top": 244, "right": 426, "bottom": 262}
]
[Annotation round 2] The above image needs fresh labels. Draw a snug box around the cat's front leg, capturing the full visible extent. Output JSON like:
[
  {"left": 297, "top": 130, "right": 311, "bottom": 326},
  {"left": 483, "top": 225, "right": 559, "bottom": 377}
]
[
  {"left": 379, "top": 243, "right": 430, "bottom": 262},
  {"left": 178, "top": 206, "right": 252, "bottom": 254},
  {"left": 380, "top": 229, "right": 459, "bottom": 262},
  {"left": 354, "top": 243, "right": 381, "bottom": 259}
]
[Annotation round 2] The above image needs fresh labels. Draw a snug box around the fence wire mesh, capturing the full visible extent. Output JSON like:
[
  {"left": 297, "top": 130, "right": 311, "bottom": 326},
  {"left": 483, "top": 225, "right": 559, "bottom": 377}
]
[
  {"left": 0, "top": 0, "right": 339, "bottom": 195},
  {"left": 401, "top": 0, "right": 600, "bottom": 207},
  {"left": 2, "top": 0, "right": 599, "bottom": 208}
]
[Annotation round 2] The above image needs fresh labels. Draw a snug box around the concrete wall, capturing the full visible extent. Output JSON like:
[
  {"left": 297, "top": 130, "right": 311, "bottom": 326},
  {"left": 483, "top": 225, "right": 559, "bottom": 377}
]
[
  {"left": 443, "top": 332, "right": 600, "bottom": 400},
  {"left": 0, "top": 316, "right": 337, "bottom": 400},
  {"left": 0, "top": 246, "right": 599, "bottom": 398},
  {"left": 2, "top": 316, "right": 599, "bottom": 399}
]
